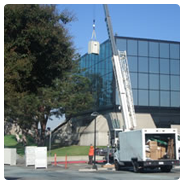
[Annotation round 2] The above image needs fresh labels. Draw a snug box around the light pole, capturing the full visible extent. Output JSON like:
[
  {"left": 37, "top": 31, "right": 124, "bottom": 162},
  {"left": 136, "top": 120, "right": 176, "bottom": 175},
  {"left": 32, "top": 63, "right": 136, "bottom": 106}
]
[
  {"left": 47, "top": 127, "right": 52, "bottom": 162},
  {"left": 105, "top": 131, "right": 111, "bottom": 166},
  {"left": 91, "top": 112, "right": 99, "bottom": 170}
]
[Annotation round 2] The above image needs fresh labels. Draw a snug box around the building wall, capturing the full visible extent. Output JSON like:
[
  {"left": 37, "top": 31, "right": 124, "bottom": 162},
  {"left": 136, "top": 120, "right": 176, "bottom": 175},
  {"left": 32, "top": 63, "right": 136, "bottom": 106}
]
[
  {"left": 78, "top": 112, "right": 157, "bottom": 146},
  {"left": 115, "top": 36, "right": 180, "bottom": 109},
  {"left": 80, "top": 36, "right": 180, "bottom": 128}
]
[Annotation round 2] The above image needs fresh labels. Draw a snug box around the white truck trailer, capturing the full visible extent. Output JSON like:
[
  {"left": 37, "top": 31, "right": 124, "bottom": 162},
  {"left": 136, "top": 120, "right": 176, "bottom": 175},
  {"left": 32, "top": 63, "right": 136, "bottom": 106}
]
[{"left": 114, "top": 128, "right": 179, "bottom": 172}]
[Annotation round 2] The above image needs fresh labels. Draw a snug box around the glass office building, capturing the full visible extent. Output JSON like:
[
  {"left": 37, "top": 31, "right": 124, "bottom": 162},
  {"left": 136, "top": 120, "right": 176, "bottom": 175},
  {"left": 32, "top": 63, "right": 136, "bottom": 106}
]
[{"left": 80, "top": 36, "right": 180, "bottom": 127}]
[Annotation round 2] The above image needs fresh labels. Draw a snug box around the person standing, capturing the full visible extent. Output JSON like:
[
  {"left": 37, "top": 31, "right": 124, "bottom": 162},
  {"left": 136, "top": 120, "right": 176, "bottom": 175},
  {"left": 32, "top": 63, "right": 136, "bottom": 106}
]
[{"left": 88, "top": 144, "right": 94, "bottom": 164}]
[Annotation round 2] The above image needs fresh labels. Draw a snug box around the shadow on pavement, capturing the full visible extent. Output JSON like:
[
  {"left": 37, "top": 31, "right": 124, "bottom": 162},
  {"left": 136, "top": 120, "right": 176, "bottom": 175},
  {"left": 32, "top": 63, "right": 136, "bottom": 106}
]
[{"left": 5, "top": 177, "right": 21, "bottom": 180}]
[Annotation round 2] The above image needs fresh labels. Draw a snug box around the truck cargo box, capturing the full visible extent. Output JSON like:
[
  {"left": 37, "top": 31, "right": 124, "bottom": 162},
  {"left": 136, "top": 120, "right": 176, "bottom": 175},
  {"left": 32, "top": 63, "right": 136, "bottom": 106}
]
[{"left": 118, "top": 128, "right": 179, "bottom": 162}]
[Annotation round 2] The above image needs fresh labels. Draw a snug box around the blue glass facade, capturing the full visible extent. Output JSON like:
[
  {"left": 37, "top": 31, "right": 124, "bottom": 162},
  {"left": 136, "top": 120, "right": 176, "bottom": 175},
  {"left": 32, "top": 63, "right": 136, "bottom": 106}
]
[
  {"left": 80, "top": 40, "right": 114, "bottom": 109},
  {"left": 80, "top": 37, "right": 180, "bottom": 111}
]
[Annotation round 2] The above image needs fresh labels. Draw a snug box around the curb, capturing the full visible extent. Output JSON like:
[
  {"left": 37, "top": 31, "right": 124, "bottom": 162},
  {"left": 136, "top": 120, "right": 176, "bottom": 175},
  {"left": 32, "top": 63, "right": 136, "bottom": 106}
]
[
  {"left": 174, "top": 166, "right": 180, "bottom": 169},
  {"left": 79, "top": 167, "right": 115, "bottom": 172},
  {"left": 79, "top": 169, "right": 97, "bottom": 172},
  {"left": 51, "top": 160, "right": 105, "bottom": 165}
]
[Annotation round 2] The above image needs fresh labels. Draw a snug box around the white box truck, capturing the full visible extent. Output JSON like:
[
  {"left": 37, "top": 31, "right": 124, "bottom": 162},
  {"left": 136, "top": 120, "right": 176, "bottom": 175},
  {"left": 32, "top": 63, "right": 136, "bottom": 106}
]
[{"left": 114, "top": 128, "right": 179, "bottom": 172}]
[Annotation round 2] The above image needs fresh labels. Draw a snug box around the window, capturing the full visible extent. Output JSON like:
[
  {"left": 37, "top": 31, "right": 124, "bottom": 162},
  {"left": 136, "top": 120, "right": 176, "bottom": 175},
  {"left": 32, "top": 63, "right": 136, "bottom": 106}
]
[
  {"left": 139, "top": 57, "right": 148, "bottom": 72},
  {"left": 170, "top": 59, "right": 180, "bottom": 75},
  {"left": 93, "top": 54, "right": 97, "bottom": 65},
  {"left": 139, "top": 73, "right": 148, "bottom": 89},
  {"left": 170, "top": 44, "right": 180, "bottom": 59},
  {"left": 160, "top": 43, "right": 169, "bottom": 58},
  {"left": 171, "top": 91, "right": 180, "bottom": 107},
  {"left": 116, "top": 38, "right": 126, "bottom": 51},
  {"left": 160, "top": 75, "right": 170, "bottom": 90},
  {"left": 90, "top": 55, "right": 94, "bottom": 68},
  {"left": 149, "top": 58, "right": 159, "bottom": 73},
  {"left": 160, "top": 59, "right": 169, "bottom": 74},
  {"left": 107, "top": 58, "right": 113, "bottom": 73},
  {"left": 132, "top": 89, "right": 138, "bottom": 105},
  {"left": 96, "top": 61, "right": 100, "bottom": 75},
  {"left": 149, "top": 91, "right": 159, "bottom": 106},
  {"left": 127, "top": 40, "right": 137, "bottom": 56},
  {"left": 130, "top": 73, "right": 137, "bottom": 88},
  {"left": 128, "top": 56, "right": 137, "bottom": 72},
  {"left": 100, "top": 43, "right": 105, "bottom": 61},
  {"left": 89, "top": 55, "right": 92, "bottom": 68},
  {"left": 138, "top": 90, "right": 148, "bottom": 106},
  {"left": 149, "top": 74, "right": 159, "bottom": 90},
  {"left": 101, "top": 61, "right": 105, "bottom": 76},
  {"left": 160, "top": 91, "right": 170, "bottom": 107},
  {"left": 105, "top": 41, "right": 108, "bottom": 58},
  {"left": 138, "top": 41, "right": 148, "bottom": 56},
  {"left": 149, "top": 42, "right": 159, "bottom": 57},
  {"left": 171, "top": 76, "right": 180, "bottom": 91}
]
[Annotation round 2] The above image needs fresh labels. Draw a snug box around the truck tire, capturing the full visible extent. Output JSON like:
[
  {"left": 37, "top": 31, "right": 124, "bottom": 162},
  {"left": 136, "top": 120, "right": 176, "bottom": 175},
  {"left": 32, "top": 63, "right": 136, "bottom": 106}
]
[
  {"left": 115, "top": 160, "right": 121, "bottom": 171},
  {"left": 160, "top": 166, "right": 172, "bottom": 172}
]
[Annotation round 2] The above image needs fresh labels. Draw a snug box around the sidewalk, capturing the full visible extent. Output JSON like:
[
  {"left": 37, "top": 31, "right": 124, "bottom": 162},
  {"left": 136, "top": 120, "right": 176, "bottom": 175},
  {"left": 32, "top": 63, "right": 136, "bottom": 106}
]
[{"left": 47, "top": 155, "right": 105, "bottom": 163}]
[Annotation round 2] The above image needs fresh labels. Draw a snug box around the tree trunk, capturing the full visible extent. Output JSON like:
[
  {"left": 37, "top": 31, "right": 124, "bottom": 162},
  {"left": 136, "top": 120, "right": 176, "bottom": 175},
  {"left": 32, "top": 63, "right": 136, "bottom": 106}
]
[
  {"left": 40, "top": 117, "right": 48, "bottom": 146},
  {"left": 34, "top": 121, "right": 40, "bottom": 144}
]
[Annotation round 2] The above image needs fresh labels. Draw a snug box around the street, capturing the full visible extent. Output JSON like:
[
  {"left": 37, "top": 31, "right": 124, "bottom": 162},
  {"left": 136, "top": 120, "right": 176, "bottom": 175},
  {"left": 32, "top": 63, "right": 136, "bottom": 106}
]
[{"left": 4, "top": 164, "right": 180, "bottom": 180}]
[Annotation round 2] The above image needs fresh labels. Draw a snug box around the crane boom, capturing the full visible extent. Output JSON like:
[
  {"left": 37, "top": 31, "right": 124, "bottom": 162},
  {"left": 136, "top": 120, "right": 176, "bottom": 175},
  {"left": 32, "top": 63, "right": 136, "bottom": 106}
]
[
  {"left": 103, "top": 4, "right": 136, "bottom": 130},
  {"left": 103, "top": 5, "right": 118, "bottom": 56}
]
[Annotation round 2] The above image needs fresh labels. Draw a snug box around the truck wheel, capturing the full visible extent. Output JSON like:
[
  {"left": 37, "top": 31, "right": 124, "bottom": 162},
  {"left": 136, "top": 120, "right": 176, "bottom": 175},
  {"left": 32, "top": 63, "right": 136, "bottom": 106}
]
[
  {"left": 115, "top": 161, "right": 120, "bottom": 171},
  {"left": 160, "top": 166, "right": 172, "bottom": 172}
]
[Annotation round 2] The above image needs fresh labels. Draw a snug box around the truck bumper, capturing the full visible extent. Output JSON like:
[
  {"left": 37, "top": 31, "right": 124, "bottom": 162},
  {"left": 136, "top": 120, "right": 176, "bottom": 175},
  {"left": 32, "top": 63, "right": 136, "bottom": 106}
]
[{"left": 143, "top": 160, "right": 179, "bottom": 167}]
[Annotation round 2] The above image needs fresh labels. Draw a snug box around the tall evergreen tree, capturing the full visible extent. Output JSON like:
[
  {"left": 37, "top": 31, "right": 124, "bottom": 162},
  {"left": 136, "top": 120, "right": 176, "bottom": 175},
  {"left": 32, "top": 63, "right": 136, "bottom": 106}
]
[{"left": 4, "top": 5, "right": 94, "bottom": 142}]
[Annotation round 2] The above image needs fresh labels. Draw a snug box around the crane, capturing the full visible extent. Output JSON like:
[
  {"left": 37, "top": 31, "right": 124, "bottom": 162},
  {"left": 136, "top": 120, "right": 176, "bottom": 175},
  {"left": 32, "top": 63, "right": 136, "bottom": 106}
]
[{"left": 103, "top": 4, "right": 136, "bottom": 131}]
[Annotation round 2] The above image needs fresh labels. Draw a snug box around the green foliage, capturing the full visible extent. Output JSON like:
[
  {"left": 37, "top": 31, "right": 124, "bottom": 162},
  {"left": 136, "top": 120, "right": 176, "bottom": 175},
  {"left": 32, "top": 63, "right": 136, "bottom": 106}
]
[{"left": 4, "top": 5, "right": 94, "bottom": 140}]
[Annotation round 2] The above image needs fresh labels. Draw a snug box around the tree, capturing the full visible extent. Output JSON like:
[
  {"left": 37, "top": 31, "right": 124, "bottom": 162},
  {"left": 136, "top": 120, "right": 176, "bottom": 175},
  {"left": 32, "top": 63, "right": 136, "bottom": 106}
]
[{"left": 4, "top": 4, "right": 94, "bottom": 143}]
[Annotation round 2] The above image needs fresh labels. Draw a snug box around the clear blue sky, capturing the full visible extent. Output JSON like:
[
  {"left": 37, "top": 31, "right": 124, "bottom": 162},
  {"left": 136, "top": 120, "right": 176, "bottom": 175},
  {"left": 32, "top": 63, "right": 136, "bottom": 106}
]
[
  {"left": 47, "top": 4, "right": 180, "bottom": 129},
  {"left": 57, "top": 4, "right": 180, "bottom": 56}
]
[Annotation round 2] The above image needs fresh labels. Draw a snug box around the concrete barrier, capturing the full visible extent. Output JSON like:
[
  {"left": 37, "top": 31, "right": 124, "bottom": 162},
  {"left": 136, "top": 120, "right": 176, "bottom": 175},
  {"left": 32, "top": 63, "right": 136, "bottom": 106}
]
[
  {"left": 25, "top": 146, "right": 37, "bottom": 166},
  {"left": 4, "top": 148, "right": 16, "bottom": 166}
]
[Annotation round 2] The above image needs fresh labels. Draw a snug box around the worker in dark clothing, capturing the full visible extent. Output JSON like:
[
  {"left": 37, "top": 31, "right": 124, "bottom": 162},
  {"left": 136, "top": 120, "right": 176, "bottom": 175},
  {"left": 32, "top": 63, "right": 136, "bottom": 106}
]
[{"left": 88, "top": 145, "right": 94, "bottom": 164}]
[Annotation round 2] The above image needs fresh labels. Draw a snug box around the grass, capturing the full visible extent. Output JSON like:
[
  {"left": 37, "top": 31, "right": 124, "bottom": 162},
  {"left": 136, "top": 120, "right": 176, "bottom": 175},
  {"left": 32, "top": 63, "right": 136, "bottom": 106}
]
[
  {"left": 49, "top": 145, "right": 106, "bottom": 157},
  {"left": 4, "top": 135, "right": 106, "bottom": 156},
  {"left": 4, "top": 135, "right": 17, "bottom": 147},
  {"left": 49, "top": 145, "right": 89, "bottom": 156}
]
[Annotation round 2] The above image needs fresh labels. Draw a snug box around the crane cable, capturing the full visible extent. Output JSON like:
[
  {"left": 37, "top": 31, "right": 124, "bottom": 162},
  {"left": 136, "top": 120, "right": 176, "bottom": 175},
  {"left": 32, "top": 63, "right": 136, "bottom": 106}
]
[{"left": 91, "top": 5, "right": 97, "bottom": 41}]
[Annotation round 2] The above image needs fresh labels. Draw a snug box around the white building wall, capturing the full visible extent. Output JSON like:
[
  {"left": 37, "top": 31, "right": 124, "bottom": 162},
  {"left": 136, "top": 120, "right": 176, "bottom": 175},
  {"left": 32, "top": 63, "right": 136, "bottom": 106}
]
[{"left": 79, "top": 112, "right": 159, "bottom": 146}]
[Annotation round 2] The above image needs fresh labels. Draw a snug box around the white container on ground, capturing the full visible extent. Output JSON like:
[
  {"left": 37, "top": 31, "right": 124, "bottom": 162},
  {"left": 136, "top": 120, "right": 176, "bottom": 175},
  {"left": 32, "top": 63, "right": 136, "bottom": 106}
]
[
  {"left": 35, "top": 147, "right": 47, "bottom": 169},
  {"left": 4, "top": 148, "right": 16, "bottom": 165},
  {"left": 88, "top": 41, "right": 100, "bottom": 55},
  {"left": 25, "top": 146, "right": 37, "bottom": 166}
]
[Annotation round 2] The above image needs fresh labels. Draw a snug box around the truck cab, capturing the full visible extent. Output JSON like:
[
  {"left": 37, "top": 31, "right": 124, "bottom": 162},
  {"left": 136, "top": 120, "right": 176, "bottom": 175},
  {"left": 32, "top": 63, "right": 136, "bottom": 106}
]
[{"left": 110, "top": 129, "right": 123, "bottom": 148}]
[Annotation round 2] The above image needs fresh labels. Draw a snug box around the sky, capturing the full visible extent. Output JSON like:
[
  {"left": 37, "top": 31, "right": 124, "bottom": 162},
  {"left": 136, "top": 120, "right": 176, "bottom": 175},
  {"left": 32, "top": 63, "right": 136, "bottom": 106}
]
[
  {"left": 57, "top": 4, "right": 180, "bottom": 56},
  {"left": 46, "top": 4, "right": 180, "bottom": 129}
]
